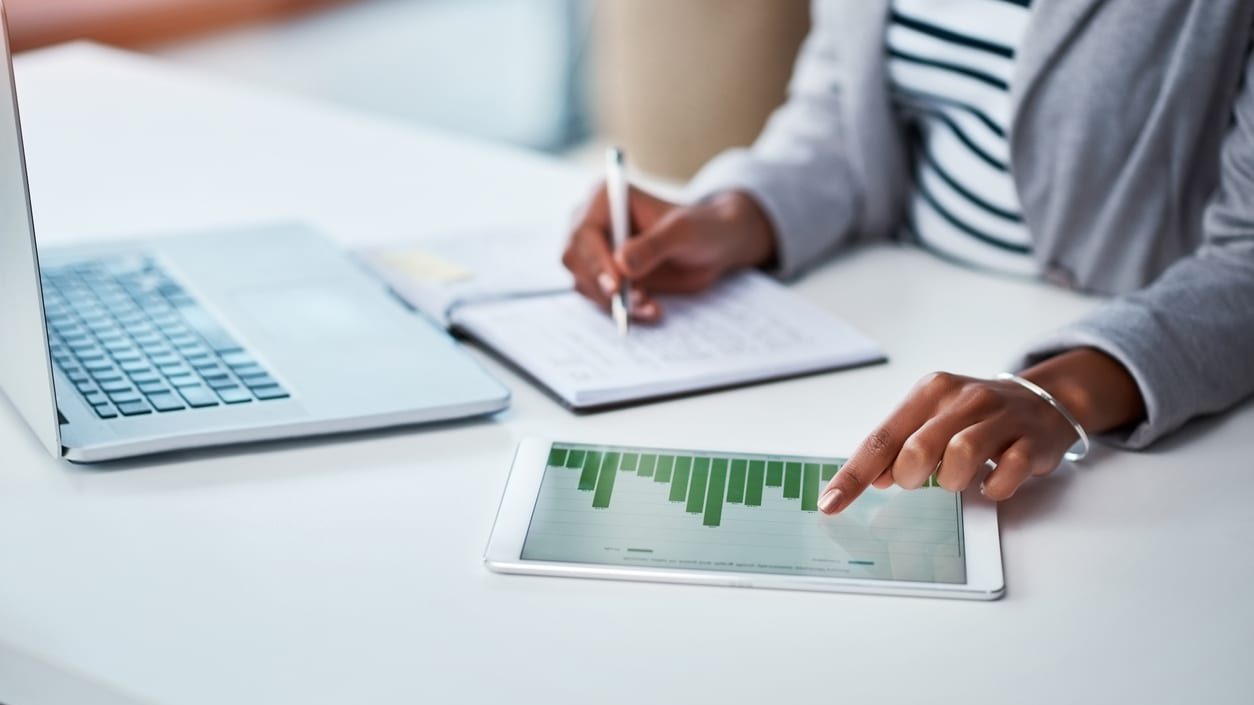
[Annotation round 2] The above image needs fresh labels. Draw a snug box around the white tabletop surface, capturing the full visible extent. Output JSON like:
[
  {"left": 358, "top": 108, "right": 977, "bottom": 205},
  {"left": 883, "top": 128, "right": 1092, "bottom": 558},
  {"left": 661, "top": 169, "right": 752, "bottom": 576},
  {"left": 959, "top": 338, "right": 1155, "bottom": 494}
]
[{"left": 1, "top": 44, "right": 1252, "bottom": 705}]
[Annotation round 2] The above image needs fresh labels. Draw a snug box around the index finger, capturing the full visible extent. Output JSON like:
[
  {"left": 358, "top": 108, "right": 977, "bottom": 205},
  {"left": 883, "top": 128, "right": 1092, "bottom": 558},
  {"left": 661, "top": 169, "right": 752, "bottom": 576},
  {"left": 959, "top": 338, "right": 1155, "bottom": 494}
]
[{"left": 819, "top": 402, "right": 933, "bottom": 515}]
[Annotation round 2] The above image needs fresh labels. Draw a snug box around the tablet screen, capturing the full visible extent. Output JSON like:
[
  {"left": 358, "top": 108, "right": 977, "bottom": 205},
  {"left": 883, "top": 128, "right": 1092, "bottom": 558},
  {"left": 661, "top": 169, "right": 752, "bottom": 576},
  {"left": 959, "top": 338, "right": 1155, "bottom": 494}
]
[{"left": 520, "top": 443, "right": 966, "bottom": 584}]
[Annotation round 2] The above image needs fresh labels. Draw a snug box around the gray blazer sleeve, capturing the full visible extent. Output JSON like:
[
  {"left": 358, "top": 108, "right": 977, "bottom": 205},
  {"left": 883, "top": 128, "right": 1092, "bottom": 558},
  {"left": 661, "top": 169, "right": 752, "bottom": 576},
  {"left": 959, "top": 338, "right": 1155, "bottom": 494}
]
[
  {"left": 685, "top": 1, "right": 877, "bottom": 278},
  {"left": 1018, "top": 54, "right": 1254, "bottom": 449}
]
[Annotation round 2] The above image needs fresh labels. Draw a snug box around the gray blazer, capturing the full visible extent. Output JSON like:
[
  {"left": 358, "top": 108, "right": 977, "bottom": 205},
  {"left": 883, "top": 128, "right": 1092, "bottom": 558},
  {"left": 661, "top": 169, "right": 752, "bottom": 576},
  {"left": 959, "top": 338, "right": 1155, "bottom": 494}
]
[{"left": 689, "top": 0, "right": 1254, "bottom": 448}]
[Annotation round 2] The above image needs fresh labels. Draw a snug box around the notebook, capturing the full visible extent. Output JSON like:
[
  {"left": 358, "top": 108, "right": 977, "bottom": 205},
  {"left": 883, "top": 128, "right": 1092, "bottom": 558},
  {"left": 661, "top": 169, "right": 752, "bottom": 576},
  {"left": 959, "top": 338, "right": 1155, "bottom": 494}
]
[{"left": 357, "top": 229, "right": 885, "bottom": 410}]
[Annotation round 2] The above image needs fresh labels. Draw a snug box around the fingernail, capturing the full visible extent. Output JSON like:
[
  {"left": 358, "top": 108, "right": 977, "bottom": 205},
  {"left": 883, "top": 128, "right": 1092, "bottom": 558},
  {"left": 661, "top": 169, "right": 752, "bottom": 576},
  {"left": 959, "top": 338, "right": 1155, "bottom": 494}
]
[
  {"left": 597, "top": 272, "right": 617, "bottom": 296},
  {"left": 818, "top": 488, "right": 843, "bottom": 514},
  {"left": 632, "top": 298, "right": 657, "bottom": 315}
]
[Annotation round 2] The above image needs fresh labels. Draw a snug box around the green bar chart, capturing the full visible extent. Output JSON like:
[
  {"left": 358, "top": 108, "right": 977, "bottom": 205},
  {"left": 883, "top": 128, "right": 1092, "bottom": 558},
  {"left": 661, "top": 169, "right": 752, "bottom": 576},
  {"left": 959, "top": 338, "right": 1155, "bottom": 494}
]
[{"left": 547, "top": 444, "right": 854, "bottom": 528}]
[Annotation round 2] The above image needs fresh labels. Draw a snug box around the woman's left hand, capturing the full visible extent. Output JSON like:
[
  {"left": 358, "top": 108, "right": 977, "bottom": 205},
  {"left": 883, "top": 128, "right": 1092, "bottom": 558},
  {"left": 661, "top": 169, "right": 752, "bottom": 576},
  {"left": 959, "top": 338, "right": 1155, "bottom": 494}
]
[{"left": 818, "top": 348, "right": 1146, "bottom": 514}]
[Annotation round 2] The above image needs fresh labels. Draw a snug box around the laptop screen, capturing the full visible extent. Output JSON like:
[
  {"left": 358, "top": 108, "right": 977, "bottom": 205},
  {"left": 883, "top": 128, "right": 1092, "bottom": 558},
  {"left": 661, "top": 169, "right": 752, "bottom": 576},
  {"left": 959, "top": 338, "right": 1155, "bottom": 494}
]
[{"left": 0, "top": 0, "right": 61, "bottom": 456}]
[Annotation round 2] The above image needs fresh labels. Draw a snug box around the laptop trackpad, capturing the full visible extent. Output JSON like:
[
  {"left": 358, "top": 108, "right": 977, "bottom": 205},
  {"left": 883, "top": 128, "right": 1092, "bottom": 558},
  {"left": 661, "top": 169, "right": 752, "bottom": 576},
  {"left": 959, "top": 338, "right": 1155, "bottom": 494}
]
[{"left": 235, "top": 285, "right": 397, "bottom": 343}]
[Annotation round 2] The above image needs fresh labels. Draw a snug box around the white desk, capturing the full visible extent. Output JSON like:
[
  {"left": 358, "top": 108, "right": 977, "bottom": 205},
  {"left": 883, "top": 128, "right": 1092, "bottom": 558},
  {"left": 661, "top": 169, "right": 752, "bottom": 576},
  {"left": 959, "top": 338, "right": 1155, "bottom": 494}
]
[{"left": 2, "top": 44, "right": 1252, "bottom": 705}]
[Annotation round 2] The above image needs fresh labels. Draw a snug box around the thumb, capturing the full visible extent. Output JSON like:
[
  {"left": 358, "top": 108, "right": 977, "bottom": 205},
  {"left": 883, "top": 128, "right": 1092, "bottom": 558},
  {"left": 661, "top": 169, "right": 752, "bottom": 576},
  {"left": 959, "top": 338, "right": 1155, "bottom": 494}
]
[{"left": 614, "top": 210, "right": 694, "bottom": 279}]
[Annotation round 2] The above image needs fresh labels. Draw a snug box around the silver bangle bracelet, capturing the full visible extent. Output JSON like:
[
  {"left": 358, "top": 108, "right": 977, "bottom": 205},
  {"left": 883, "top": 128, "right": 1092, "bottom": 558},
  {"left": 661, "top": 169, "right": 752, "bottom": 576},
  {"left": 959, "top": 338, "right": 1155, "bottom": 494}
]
[{"left": 995, "top": 372, "right": 1091, "bottom": 462}]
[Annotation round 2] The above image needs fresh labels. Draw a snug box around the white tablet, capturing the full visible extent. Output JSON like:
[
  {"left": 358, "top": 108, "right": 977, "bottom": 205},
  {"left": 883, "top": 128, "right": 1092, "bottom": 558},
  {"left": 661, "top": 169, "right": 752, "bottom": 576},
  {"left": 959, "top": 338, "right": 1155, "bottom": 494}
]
[{"left": 485, "top": 438, "right": 1004, "bottom": 600}]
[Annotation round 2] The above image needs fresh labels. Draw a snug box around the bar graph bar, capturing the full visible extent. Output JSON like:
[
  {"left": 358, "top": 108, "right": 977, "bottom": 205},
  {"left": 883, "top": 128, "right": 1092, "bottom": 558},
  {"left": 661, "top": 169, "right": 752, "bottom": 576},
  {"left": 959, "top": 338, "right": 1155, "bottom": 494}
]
[
  {"left": 669, "top": 457, "right": 691, "bottom": 502},
  {"left": 549, "top": 447, "right": 568, "bottom": 467},
  {"left": 638, "top": 454, "right": 656, "bottom": 477},
  {"left": 686, "top": 457, "right": 710, "bottom": 514},
  {"left": 592, "top": 452, "right": 619, "bottom": 509},
  {"left": 546, "top": 444, "right": 905, "bottom": 528},
  {"left": 655, "top": 455, "right": 674, "bottom": 483},
  {"left": 727, "top": 459, "right": 747, "bottom": 504},
  {"left": 705, "top": 459, "right": 727, "bottom": 527},
  {"left": 801, "top": 463, "right": 820, "bottom": 511},
  {"left": 578, "top": 450, "right": 600, "bottom": 491},
  {"left": 783, "top": 462, "right": 802, "bottom": 499},
  {"left": 766, "top": 461, "right": 784, "bottom": 487},
  {"left": 745, "top": 460, "right": 765, "bottom": 507}
]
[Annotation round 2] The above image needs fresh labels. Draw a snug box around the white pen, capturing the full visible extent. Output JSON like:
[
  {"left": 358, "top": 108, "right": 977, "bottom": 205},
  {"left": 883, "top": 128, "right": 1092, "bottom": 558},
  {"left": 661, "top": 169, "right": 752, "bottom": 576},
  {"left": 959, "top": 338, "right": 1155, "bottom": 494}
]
[{"left": 605, "top": 146, "right": 631, "bottom": 336}]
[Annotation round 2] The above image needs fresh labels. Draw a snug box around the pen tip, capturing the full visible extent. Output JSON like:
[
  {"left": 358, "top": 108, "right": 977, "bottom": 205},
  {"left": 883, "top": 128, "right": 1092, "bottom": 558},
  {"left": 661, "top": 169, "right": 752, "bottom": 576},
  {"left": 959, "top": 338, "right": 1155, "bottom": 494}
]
[{"left": 611, "top": 297, "right": 629, "bottom": 336}]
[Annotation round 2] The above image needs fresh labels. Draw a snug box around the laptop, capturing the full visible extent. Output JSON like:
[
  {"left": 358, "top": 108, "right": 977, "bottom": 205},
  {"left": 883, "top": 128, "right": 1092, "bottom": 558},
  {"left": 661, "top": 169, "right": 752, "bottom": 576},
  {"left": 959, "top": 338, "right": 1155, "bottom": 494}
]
[{"left": 0, "top": 4, "right": 510, "bottom": 462}]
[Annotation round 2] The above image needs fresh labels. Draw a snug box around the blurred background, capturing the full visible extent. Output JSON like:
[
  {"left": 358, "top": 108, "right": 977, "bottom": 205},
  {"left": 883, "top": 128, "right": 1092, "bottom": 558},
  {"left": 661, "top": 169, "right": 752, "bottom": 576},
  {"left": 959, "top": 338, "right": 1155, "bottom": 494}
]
[{"left": 4, "top": 0, "right": 809, "bottom": 186}]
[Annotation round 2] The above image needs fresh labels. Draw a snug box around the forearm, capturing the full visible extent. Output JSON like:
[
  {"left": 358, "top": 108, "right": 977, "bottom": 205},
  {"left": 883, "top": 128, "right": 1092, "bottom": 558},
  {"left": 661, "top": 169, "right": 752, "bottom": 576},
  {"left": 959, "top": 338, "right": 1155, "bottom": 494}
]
[{"left": 685, "top": 2, "right": 879, "bottom": 279}]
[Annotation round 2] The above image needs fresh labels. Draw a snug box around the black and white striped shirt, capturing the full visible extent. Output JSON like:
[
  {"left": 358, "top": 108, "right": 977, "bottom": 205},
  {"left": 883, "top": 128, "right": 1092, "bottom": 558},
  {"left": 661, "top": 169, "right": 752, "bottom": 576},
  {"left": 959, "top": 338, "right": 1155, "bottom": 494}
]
[{"left": 888, "top": 0, "right": 1036, "bottom": 275}]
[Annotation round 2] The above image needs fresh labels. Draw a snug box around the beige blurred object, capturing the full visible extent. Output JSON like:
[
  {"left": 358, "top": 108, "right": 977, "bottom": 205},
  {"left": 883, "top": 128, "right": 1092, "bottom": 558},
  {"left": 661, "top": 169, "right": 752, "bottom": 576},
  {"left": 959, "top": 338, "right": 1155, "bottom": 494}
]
[{"left": 594, "top": 0, "right": 810, "bottom": 181}]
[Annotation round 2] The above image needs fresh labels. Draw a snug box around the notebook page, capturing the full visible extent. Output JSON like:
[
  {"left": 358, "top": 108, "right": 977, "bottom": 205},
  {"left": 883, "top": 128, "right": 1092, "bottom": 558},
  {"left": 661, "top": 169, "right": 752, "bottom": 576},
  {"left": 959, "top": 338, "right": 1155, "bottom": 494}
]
[{"left": 452, "top": 272, "right": 884, "bottom": 407}]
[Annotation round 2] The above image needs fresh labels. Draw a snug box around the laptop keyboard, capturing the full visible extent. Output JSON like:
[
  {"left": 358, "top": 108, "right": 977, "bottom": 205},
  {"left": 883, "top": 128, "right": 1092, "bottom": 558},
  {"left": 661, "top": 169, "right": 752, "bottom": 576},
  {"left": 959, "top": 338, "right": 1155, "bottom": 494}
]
[{"left": 41, "top": 255, "right": 289, "bottom": 419}]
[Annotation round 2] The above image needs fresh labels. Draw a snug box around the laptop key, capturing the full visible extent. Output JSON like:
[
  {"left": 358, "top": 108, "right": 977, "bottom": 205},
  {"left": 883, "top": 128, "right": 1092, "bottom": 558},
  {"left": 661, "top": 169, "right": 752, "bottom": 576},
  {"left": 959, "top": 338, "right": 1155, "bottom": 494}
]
[
  {"left": 146, "top": 391, "right": 186, "bottom": 412},
  {"left": 251, "top": 384, "right": 289, "bottom": 401},
  {"left": 206, "top": 376, "right": 239, "bottom": 390},
  {"left": 84, "top": 390, "right": 106, "bottom": 405},
  {"left": 239, "top": 373, "right": 277, "bottom": 388},
  {"left": 83, "top": 358, "right": 116, "bottom": 372},
  {"left": 231, "top": 364, "right": 265, "bottom": 379},
  {"left": 92, "top": 402, "right": 119, "bottom": 419},
  {"left": 108, "top": 390, "right": 143, "bottom": 404},
  {"left": 129, "top": 372, "right": 162, "bottom": 385},
  {"left": 215, "top": 386, "right": 253, "bottom": 404},
  {"left": 100, "top": 379, "right": 133, "bottom": 393},
  {"left": 137, "top": 380, "right": 170, "bottom": 394},
  {"left": 167, "top": 374, "right": 201, "bottom": 388},
  {"left": 220, "top": 350, "right": 255, "bottom": 367},
  {"left": 115, "top": 400, "right": 152, "bottom": 416},
  {"left": 177, "top": 385, "right": 220, "bottom": 408}
]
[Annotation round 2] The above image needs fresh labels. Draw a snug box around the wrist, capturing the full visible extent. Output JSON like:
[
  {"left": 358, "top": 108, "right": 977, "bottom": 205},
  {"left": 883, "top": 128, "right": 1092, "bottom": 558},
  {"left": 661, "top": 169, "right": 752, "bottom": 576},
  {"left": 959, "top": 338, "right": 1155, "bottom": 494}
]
[
  {"left": 1019, "top": 347, "right": 1146, "bottom": 434},
  {"left": 711, "top": 190, "right": 777, "bottom": 269}
]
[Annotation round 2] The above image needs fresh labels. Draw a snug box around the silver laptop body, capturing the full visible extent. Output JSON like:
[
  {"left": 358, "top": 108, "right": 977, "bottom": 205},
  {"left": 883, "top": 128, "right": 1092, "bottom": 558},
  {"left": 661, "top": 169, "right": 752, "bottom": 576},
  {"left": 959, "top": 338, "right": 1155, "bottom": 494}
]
[{"left": 0, "top": 4, "right": 509, "bottom": 462}]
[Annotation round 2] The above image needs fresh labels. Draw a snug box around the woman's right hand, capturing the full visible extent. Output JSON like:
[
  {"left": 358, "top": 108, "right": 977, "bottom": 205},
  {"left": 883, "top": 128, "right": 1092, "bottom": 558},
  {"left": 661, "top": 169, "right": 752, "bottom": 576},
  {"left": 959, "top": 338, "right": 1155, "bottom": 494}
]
[{"left": 562, "top": 186, "right": 778, "bottom": 321}]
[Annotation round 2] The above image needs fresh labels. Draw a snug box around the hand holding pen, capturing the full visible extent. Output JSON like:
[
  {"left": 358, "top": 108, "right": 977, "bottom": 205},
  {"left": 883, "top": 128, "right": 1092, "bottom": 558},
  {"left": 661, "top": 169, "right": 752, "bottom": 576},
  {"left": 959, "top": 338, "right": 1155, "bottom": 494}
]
[{"left": 561, "top": 149, "right": 777, "bottom": 329}]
